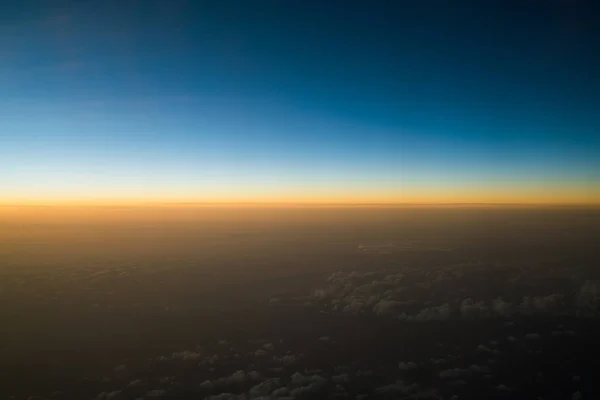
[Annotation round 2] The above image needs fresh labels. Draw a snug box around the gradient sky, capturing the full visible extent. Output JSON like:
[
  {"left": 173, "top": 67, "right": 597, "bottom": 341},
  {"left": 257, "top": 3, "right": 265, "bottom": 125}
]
[{"left": 2, "top": 0, "right": 600, "bottom": 204}]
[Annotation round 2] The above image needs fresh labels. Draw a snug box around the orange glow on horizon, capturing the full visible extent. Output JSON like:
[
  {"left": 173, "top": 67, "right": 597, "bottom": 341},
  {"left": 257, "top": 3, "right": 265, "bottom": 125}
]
[
  {"left": 2, "top": 190, "right": 600, "bottom": 208},
  {"left": 3, "top": 172, "right": 599, "bottom": 208}
]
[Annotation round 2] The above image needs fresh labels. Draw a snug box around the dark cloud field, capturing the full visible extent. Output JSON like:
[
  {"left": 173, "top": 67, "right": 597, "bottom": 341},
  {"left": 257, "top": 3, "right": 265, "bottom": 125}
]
[{"left": 1, "top": 206, "right": 600, "bottom": 399}]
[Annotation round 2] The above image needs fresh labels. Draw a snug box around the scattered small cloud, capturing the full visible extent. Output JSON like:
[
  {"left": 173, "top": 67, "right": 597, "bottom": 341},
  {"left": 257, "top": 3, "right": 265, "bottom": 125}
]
[
  {"left": 172, "top": 350, "right": 202, "bottom": 361},
  {"left": 273, "top": 354, "right": 300, "bottom": 366},
  {"left": 576, "top": 280, "right": 600, "bottom": 316},
  {"left": 439, "top": 368, "right": 470, "bottom": 379},
  {"left": 460, "top": 298, "right": 489, "bottom": 318},
  {"left": 248, "top": 378, "right": 282, "bottom": 397},
  {"left": 199, "top": 380, "right": 214, "bottom": 390},
  {"left": 398, "top": 361, "right": 419, "bottom": 371},
  {"left": 477, "top": 344, "right": 499, "bottom": 354},
  {"left": 375, "top": 380, "right": 419, "bottom": 395},
  {"left": 332, "top": 373, "right": 349, "bottom": 383},
  {"left": 525, "top": 333, "right": 541, "bottom": 340},
  {"left": 249, "top": 371, "right": 262, "bottom": 381},
  {"left": 263, "top": 342, "right": 275, "bottom": 351},
  {"left": 438, "top": 366, "right": 490, "bottom": 380},
  {"left": 146, "top": 389, "right": 166, "bottom": 397},
  {"left": 128, "top": 379, "right": 144, "bottom": 388},
  {"left": 412, "top": 303, "right": 452, "bottom": 321},
  {"left": 289, "top": 375, "right": 328, "bottom": 397},
  {"left": 113, "top": 365, "right": 127, "bottom": 373},
  {"left": 492, "top": 297, "right": 514, "bottom": 317},
  {"left": 206, "top": 394, "right": 246, "bottom": 400}
]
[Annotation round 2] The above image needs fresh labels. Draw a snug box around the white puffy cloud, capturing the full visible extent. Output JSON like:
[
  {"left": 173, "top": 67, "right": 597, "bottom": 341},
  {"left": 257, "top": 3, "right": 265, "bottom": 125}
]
[
  {"left": 248, "top": 371, "right": 262, "bottom": 381},
  {"left": 404, "top": 388, "right": 444, "bottom": 399},
  {"left": 477, "top": 344, "right": 499, "bottom": 354},
  {"left": 413, "top": 303, "right": 452, "bottom": 321},
  {"left": 290, "top": 373, "right": 326, "bottom": 386},
  {"left": 373, "top": 300, "right": 407, "bottom": 316},
  {"left": 290, "top": 372, "right": 306, "bottom": 386},
  {"left": 200, "top": 380, "right": 215, "bottom": 390},
  {"left": 576, "top": 280, "right": 600, "bottom": 316},
  {"left": 439, "top": 368, "right": 469, "bottom": 379},
  {"left": 219, "top": 370, "right": 247, "bottom": 386},
  {"left": 172, "top": 350, "right": 202, "bottom": 361},
  {"left": 203, "top": 370, "right": 264, "bottom": 391},
  {"left": 313, "top": 271, "right": 407, "bottom": 316},
  {"left": 202, "top": 355, "right": 220, "bottom": 365},
  {"left": 304, "top": 368, "right": 323, "bottom": 375},
  {"left": 273, "top": 354, "right": 300, "bottom": 366},
  {"left": 461, "top": 294, "right": 566, "bottom": 319},
  {"left": 398, "top": 361, "right": 419, "bottom": 370},
  {"left": 332, "top": 373, "right": 349, "bottom": 383},
  {"left": 113, "top": 365, "right": 127, "bottom": 373},
  {"left": 206, "top": 394, "right": 246, "bottom": 400},
  {"left": 357, "top": 243, "right": 397, "bottom": 254},
  {"left": 313, "top": 269, "right": 593, "bottom": 322},
  {"left": 460, "top": 298, "right": 489, "bottom": 319},
  {"left": 94, "top": 391, "right": 123, "bottom": 400},
  {"left": 375, "top": 381, "right": 419, "bottom": 395},
  {"left": 342, "top": 301, "right": 366, "bottom": 315},
  {"left": 108, "top": 391, "right": 123, "bottom": 399},
  {"left": 381, "top": 272, "right": 405, "bottom": 284},
  {"left": 159, "top": 376, "right": 175, "bottom": 385},
  {"left": 271, "top": 387, "right": 289, "bottom": 397},
  {"left": 289, "top": 375, "right": 328, "bottom": 397},
  {"left": 491, "top": 297, "right": 514, "bottom": 317},
  {"left": 519, "top": 294, "right": 564, "bottom": 315},
  {"left": 248, "top": 378, "right": 281, "bottom": 397},
  {"left": 289, "top": 384, "right": 319, "bottom": 398},
  {"left": 468, "top": 364, "right": 490, "bottom": 374},
  {"left": 128, "top": 379, "right": 144, "bottom": 388}
]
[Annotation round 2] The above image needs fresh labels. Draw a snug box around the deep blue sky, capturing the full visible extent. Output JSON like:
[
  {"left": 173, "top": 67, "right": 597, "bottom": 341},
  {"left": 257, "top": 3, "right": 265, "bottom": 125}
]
[{"left": 2, "top": 0, "right": 600, "bottom": 203}]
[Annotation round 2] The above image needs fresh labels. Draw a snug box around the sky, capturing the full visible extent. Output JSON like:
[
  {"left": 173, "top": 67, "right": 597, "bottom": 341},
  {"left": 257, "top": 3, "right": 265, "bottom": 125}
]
[{"left": 1, "top": 0, "right": 600, "bottom": 205}]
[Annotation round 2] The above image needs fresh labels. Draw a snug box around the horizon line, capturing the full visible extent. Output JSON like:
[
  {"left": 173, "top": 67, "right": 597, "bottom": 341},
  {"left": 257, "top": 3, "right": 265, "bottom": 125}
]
[{"left": 2, "top": 201, "right": 600, "bottom": 208}]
